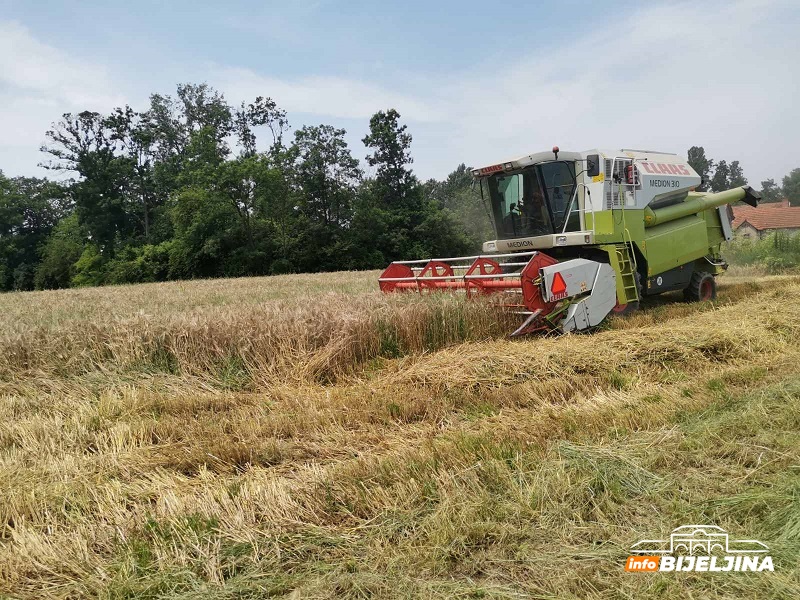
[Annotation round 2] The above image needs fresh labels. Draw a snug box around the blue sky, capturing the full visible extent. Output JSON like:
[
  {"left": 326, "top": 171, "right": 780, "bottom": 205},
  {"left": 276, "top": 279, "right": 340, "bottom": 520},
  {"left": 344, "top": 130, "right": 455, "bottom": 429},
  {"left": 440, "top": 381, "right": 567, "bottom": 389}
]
[{"left": 1, "top": 0, "right": 798, "bottom": 184}]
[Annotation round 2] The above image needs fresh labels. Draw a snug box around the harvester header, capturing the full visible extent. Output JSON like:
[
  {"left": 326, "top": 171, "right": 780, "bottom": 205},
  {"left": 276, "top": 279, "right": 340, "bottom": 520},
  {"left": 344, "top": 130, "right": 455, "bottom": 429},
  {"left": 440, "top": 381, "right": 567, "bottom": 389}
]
[{"left": 380, "top": 147, "right": 760, "bottom": 335}]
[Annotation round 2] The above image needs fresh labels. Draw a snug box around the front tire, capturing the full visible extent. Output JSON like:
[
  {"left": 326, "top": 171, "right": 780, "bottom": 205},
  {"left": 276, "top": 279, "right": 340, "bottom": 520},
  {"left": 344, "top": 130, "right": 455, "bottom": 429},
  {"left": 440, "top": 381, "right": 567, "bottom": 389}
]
[{"left": 684, "top": 271, "right": 716, "bottom": 302}]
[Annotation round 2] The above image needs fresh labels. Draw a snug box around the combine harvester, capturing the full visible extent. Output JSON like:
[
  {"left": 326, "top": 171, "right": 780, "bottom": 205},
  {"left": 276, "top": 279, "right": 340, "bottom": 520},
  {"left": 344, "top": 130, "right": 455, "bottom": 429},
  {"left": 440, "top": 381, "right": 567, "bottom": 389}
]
[{"left": 379, "top": 148, "right": 760, "bottom": 335}]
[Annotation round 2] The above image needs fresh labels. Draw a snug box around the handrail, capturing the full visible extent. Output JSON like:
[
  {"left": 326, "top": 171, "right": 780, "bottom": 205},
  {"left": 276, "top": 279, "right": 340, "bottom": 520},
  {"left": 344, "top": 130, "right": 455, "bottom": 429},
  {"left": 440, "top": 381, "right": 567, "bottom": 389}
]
[
  {"left": 561, "top": 182, "right": 594, "bottom": 234},
  {"left": 608, "top": 156, "right": 640, "bottom": 292}
]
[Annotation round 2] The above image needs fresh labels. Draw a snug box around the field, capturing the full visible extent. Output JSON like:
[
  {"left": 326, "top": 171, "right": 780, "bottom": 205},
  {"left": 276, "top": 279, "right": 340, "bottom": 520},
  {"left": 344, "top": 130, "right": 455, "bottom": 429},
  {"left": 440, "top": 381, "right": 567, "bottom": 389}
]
[{"left": 1, "top": 270, "right": 799, "bottom": 598}]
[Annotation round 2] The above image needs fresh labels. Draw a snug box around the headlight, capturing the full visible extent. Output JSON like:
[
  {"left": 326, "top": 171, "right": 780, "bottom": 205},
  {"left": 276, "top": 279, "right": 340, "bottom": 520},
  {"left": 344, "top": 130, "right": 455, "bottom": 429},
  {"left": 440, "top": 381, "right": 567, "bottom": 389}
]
[{"left": 556, "top": 236, "right": 567, "bottom": 246}]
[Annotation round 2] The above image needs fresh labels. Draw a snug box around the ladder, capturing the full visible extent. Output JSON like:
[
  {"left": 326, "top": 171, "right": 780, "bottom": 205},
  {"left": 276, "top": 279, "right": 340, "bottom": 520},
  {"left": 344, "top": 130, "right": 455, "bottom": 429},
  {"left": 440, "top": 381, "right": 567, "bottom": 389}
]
[{"left": 613, "top": 244, "right": 640, "bottom": 304}]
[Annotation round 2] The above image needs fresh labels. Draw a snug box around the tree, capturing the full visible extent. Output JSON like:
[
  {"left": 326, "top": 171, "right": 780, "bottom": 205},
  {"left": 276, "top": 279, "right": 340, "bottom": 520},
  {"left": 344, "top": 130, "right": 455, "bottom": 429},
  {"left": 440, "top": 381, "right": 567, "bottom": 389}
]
[
  {"left": 414, "top": 199, "right": 474, "bottom": 258},
  {"left": 292, "top": 125, "right": 361, "bottom": 227},
  {"left": 176, "top": 83, "right": 234, "bottom": 148},
  {"left": 169, "top": 146, "right": 259, "bottom": 278},
  {"left": 167, "top": 187, "right": 230, "bottom": 278},
  {"left": 709, "top": 160, "right": 730, "bottom": 193},
  {"left": 687, "top": 146, "right": 714, "bottom": 191},
  {"left": 0, "top": 171, "right": 15, "bottom": 289},
  {"left": 141, "top": 92, "right": 188, "bottom": 202},
  {"left": 357, "top": 110, "right": 474, "bottom": 263},
  {"left": 142, "top": 84, "right": 253, "bottom": 221},
  {"left": 104, "top": 105, "right": 157, "bottom": 241},
  {"left": 359, "top": 109, "right": 421, "bottom": 262},
  {"left": 760, "top": 179, "right": 782, "bottom": 203},
  {"left": 783, "top": 168, "right": 800, "bottom": 206},
  {"left": 34, "top": 213, "right": 87, "bottom": 289},
  {"left": 234, "top": 96, "right": 288, "bottom": 157},
  {"left": 0, "top": 173, "right": 69, "bottom": 290},
  {"left": 42, "top": 111, "right": 138, "bottom": 255},
  {"left": 285, "top": 125, "right": 362, "bottom": 271},
  {"left": 728, "top": 160, "right": 747, "bottom": 188},
  {"left": 362, "top": 109, "right": 416, "bottom": 207}
]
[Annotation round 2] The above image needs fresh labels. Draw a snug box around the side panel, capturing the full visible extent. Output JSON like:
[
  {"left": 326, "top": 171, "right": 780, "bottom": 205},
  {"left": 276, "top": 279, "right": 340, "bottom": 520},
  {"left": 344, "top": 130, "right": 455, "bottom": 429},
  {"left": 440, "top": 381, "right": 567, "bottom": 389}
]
[
  {"left": 644, "top": 264, "right": 694, "bottom": 295},
  {"left": 541, "top": 259, "right": 599, "bottom": 302},
  {"left": 641, "top": 216, "right": 710, "bottom": 277},
  {"left": 703, "top": 206, "right": 729, "bottom": 247},
  {"left": 560, "top": 263, "right": 618, "bottom": 332},
  {"left": 589, "top": 209, "right": 645, "bottom": 244}
]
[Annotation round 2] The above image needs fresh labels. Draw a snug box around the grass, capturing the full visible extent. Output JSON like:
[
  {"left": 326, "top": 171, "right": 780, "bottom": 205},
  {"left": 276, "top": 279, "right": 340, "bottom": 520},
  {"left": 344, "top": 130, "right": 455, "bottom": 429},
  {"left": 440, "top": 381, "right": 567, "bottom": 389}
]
[
  {"left": 726, "top": 230, "right": 800, "bottom": 274},
  {"left": 0, "top": 270, "right": 799, "bottom": 598}
]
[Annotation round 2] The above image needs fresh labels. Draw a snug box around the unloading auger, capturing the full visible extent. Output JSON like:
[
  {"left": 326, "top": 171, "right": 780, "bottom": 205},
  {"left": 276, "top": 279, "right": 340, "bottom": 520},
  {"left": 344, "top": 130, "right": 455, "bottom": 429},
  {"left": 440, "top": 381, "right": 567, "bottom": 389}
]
[{"left": 379, "top": 147, "right": 760, "bottom": 335}]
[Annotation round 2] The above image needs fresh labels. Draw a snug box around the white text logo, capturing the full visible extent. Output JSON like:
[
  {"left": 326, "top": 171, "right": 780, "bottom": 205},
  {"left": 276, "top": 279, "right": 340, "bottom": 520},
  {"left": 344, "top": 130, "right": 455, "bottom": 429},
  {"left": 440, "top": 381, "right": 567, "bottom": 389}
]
[{"left": 625, "top": 525, "right": 773, "bottom": 573}]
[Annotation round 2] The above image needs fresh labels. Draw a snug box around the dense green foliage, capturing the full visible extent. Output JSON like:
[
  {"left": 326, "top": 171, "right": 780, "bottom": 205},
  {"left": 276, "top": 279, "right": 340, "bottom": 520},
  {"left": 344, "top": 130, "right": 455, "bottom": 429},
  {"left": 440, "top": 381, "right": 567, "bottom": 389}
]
[
  {"left": 783, "top": 168, "right": 800, "bottom": 206},
  {"left": 0, "top": 175, "right": 70, "bottom": 290},
  {"left": 725, "top": 231, "right": 800, "bottom": 272},
  {"left": 0, "top": 84, "right": 486, "bottom": 291}
]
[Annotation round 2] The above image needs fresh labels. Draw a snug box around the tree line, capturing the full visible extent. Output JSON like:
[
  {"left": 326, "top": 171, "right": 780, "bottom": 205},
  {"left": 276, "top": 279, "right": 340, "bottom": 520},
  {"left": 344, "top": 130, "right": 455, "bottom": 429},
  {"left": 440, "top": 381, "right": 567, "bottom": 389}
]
[
  {"left": 1, "top": 86, "right": 799, "bottom": 292},
  {"left": 0, "top": 83, "right": 490, "bottom": 291}
]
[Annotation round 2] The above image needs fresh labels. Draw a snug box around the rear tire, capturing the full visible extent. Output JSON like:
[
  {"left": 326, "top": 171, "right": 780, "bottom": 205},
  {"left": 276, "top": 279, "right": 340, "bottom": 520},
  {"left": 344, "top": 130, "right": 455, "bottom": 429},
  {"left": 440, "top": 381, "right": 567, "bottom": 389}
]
[{"left": 684, "top": 271, "right": 716, "bottom": 302}]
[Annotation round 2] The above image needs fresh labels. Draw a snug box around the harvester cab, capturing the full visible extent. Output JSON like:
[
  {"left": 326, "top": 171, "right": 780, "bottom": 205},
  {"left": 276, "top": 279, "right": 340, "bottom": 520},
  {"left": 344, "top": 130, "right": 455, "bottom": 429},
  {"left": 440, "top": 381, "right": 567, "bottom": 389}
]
[{"left": 379, "top": 148, "right": 760, "bottom": 335}]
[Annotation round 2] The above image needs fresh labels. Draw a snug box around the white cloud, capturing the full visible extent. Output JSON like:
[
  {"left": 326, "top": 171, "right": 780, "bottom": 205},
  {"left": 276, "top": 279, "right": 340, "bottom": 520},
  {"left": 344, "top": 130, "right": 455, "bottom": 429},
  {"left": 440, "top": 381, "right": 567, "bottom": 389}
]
[
  {"left": 0, "top": 21, "right": 126, "bottom": 176},
  {"left": 418, "top": 0, "right": 800, "bottom": 185},
  {"left": 0, "top": 21, "right": 124, "bottom": 108}
]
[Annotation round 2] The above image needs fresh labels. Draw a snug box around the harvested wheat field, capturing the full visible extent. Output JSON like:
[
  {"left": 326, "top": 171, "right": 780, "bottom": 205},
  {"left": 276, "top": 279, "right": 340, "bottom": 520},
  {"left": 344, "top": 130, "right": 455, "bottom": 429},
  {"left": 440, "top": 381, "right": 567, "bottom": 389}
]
[{"left": 1, "top": 272, "right": 799, "bottom": 598}]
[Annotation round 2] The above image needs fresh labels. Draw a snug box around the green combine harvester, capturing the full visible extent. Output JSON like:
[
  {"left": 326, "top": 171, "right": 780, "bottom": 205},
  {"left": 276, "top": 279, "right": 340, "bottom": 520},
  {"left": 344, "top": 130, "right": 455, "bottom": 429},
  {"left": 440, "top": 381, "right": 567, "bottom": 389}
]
[{"left": 379, "top": 147, "right": 760, "bottom": 335}]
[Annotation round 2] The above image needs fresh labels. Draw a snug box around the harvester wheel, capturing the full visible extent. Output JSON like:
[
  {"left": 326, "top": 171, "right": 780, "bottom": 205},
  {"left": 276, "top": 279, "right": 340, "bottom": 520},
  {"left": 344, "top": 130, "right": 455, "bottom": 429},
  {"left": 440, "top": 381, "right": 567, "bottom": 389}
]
[{"left": 684, "top": 271, "right": 716, "bottom": 302}]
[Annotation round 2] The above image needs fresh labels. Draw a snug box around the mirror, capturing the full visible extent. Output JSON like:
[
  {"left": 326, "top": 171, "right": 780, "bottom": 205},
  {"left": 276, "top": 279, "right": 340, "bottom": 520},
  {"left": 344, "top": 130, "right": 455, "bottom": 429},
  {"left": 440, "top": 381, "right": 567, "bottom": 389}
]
[{"left": 586, "top": 154, "right": 600, "bottom": 178}]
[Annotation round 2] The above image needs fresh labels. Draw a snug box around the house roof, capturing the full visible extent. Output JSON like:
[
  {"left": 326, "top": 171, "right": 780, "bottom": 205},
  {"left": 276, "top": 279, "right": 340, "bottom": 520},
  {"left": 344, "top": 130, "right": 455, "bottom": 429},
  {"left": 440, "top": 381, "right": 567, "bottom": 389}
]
[{"left": 732, "top": 202, "right": 800, "bottom": 231}]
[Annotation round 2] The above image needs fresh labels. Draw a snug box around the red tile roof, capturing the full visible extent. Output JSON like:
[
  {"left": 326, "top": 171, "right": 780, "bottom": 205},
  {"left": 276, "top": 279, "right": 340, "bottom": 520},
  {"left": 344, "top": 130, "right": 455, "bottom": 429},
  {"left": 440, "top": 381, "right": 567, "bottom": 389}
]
[{"left": 732, "top": 202, "right": 800, "bottom": 231}]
